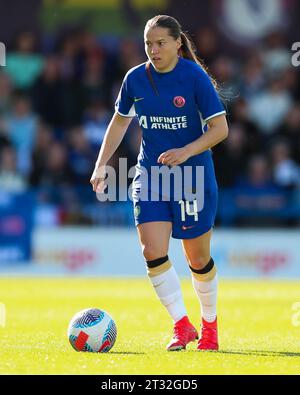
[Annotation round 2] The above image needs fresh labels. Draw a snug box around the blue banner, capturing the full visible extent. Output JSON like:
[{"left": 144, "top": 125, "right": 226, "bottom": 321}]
[{"left": 0, "top": 191, "right": 34, "bottom": 264}]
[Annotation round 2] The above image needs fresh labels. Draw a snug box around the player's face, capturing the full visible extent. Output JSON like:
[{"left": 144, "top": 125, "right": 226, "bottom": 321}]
[{"left": 144, "top": 27, "right": 181, "bottom": 73}]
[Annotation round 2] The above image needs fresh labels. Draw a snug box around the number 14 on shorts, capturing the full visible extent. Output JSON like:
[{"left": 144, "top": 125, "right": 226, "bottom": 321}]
[{"left": 179, "top": 200, "right": 198, "bottom": 222}]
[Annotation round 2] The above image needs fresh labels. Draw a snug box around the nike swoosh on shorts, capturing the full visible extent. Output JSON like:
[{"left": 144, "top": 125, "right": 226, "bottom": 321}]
[{"left": 182, "top": 225, "right": 196, "bottom": 230}]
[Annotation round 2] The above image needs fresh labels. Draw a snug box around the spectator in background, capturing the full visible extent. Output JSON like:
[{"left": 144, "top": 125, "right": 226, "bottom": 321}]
[
  {"left": 269, "top": 139, "right": 300, "bottom": 190},
  {"left": 236, "top": 155, "right": 275, "bottom": 190},
  {"left": 234, "top": 155, "right": 286, "bottom": 212},
  {"left": 30, "top": 127, "right": 71, "bottom": 228},
  {"left": 262, "top": 31, "right": 291, "bottom": 75},
  {"left": 0, "top": 145, "right": 27, "bottom": 192},
  {"left": 193, "top": 27, "right": 220, "bottom": 67},
  {"left": 239, "top": 50, "right": 265, "bottom": 99},
  {"left": 211, "top": 55, "right": 238, "bottom": 97},
  {"left": 29, "top": 123, "right": 54, "bottom": 186},
  {"left": 0, "top": 131, "right": 10, "bottom": 152},
  {"left": 214, "top": 123, "right": 248, "bottom": 188},
  {"left": 110, "top": 38, "right": 145, "bottom": 108},
  {"left": 278, "top": 104, "right": 300, "bottom": 164},
  {"left": 67, "top": 126, "right": 94, "bottom": 184},
  {"left": 31, "top": 55, "right": 66, "bottom": 128},
  {"left": 229, "top": 155, "right": 289, "bottom": 226},
  {"left": 4, "top": 94, "right": 38, "bottom": 175},
  {"left": 117, "top": 38, "right": 144, "bottom": 76},
  {"left": 6, "top": 31, "right": 44, "bottom": 91},
  {"left": 54, "top": 31, "right": 86, "bottom": 127},
  {"left": 280, "top": 68, "right": 300, "bottom": 101},
  {"left": 82, "top": 97, "right": 111, "bottom": 153},
  {"left": 57, "top": 32, "right": 79, "bottom": 81},
  {"left": 33, "top": 141, "right": 74, "bottom": 188},
  {"left": 227, "top": 97, "right": 262, "bottom": 155},
  {"left": 0, "top": 72, "right": 12, "bottom": 116},
  {"left": 82, "top": 50, "right": 108, "bottom": 107},
  {"left": 69, "top": 28, "right": 94, "bottom": 79},
  {"left": 248, "top": 74, "right": 293, "bottom": 136}
]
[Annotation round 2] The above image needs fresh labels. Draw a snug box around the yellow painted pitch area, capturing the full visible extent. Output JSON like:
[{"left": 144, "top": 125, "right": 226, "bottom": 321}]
[{"left": 0, "top": 278, "right": 300, "bottom": 374}]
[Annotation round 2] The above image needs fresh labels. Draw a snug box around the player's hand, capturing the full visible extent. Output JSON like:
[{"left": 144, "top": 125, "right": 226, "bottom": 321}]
[
  {"left": 157, "top": 147, "right": 191, "bottom": 166},
  {"left": 90, "top": 165, "right": 107, "bottom": 193}
]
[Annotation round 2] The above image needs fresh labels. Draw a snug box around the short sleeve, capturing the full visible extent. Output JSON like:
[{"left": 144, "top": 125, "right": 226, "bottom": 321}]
[
  {"left": 115, "top": 73, "right": 136, "bottom": 117},
  {"left": 195, "top": 68, "right": 226, "bottom": 123}
]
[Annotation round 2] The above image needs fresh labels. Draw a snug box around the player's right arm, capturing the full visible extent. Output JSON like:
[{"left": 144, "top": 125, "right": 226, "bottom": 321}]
[{"left": 90, "top": 112, "right": 133, "bottom": 192}]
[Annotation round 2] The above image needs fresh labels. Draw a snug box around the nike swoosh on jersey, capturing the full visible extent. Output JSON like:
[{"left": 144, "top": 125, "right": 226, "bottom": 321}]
[{"left": 134, "top": 97, "right": 144, "bottom": 102}]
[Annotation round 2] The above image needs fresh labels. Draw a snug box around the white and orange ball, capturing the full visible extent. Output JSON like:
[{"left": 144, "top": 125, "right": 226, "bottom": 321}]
[{"left": 68, "top": 308, "right": 117, "bottom": 353}]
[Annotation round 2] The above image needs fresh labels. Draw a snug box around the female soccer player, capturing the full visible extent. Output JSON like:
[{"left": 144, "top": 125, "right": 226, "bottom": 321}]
[{"left": 91, "top": 15, "right": 228, "bottom": 351}]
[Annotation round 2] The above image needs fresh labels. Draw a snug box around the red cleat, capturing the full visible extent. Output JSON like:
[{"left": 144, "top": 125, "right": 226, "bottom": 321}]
[
  {"left": 197, "top": 317, "right": 219, "bottom": 351},
  {"left": 166, "top": 316, "right": 199, "bottom": 351}
]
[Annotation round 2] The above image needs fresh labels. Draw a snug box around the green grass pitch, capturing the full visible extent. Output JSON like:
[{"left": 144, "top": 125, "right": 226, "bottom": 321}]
[{"left": 0, "top": 277, "right": 300, "bottom": 374}]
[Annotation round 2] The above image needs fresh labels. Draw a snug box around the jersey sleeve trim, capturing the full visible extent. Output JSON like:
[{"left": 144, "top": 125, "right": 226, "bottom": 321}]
[
  {"left": 115, "top": 103, "right": 136, "bottom": 118},
  {"left": 116, "top": 110, "right": 135, "bottom": 118},
  {"left": 204, "top": 111, "right": 226, "bottom": 123}
]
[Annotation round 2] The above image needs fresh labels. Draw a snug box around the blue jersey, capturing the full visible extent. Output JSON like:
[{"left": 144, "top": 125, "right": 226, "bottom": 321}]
[
  {"left": 115, "top": 57, "right": 225, "bottom": 172},
  {"left": 115, "top": 57, "right": 226, "bottom": 238}
]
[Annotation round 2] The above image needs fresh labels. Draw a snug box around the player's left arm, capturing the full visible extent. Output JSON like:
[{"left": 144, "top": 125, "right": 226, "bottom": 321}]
[
  {"left": 185, "top": 114, "right": 228, "bottom": 156},
  {"left": 157, "top": 114, "right": 228, "bottom": 166}
]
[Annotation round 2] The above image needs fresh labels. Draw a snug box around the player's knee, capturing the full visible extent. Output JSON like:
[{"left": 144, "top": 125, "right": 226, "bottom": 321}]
[
  {"left": 146, "top": 255, "right": 171, "bottom": 278},
  {"left": 187, "top": 254, "right": 210, "bottom": 271},
  {"left": 142, "top": 245, "right": 168, "bottom": 261},
  {"left": 188, "top": 257, "right": 216, "bottom": 281}
]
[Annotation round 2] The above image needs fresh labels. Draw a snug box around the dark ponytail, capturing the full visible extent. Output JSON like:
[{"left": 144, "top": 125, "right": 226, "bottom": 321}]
[
  {"left": 179, "top": 31, "right": 218, "bottom": 90},
  {"left": 145, "top": 15, "right": 218, "bottom": 90}
]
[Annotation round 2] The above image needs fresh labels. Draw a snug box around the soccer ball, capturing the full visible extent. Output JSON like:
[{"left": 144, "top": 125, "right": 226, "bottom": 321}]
[{"left": 68, "top": 308, "right": 117, "bottom": 353}]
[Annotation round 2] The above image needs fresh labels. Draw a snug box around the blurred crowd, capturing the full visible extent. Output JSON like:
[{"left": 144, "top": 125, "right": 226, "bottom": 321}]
[{"left": 0, "top": 27, "right": 299, "bottom": 227}]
